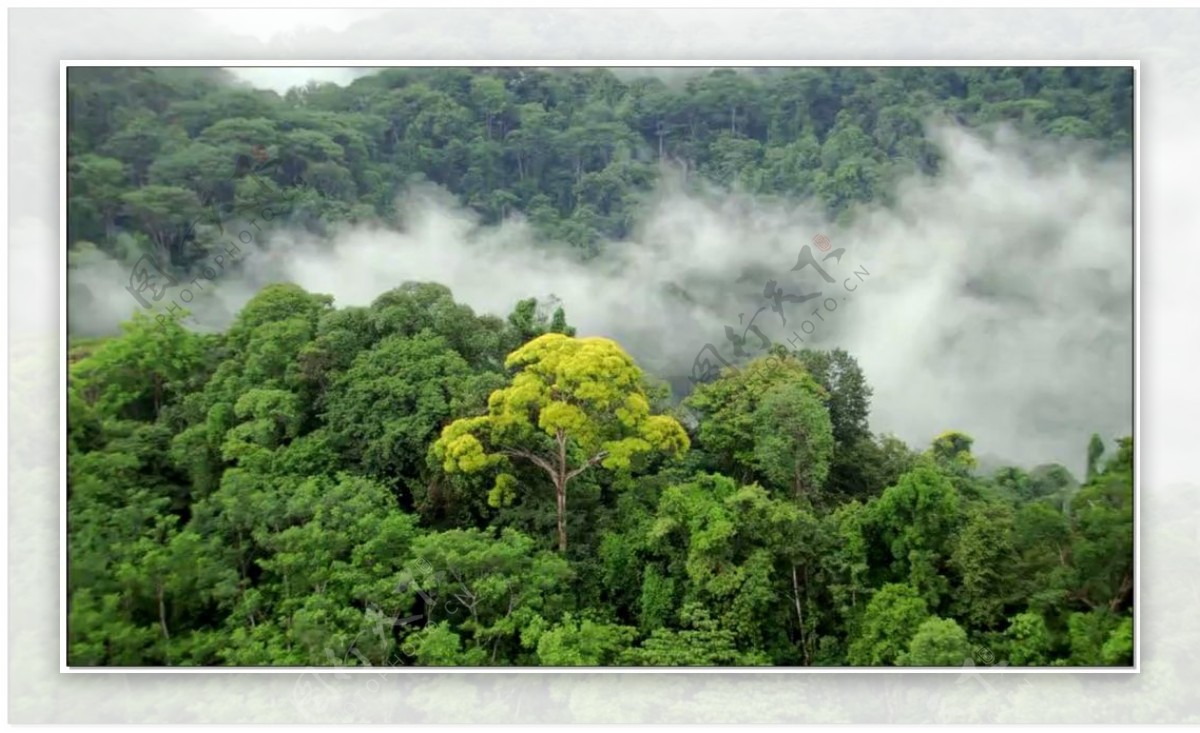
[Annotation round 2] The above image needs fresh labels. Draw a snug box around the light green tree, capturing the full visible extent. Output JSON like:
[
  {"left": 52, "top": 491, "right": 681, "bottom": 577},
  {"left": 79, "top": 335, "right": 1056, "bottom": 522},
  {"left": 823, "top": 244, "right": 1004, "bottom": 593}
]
[
  {"left": 950, "top": 502, "right": 1020, "bottom": 629},
  {"left": 1005, "top": 611, "right": 1053, "bottom": 666},
  {"left": 402, "top": 528, "right": 573, "bottom": 665},
  {"left": 868, "top": 464, "right": 961, "bottom": 608},
  {"left": 71, "top": 310, "right": 204, "bottom": 421},
  {"left": 684, "top": 352, "right": 830, "bottom": 492},
  {"left": 432, "top": 334, "right": 689, "bottom": 551},
  {"left": 645, "top": 473, "right": 817, "bottom": 661},
  {"left": 847, "top": 583, "right": 930, "bottom": 666},
  {"left": 752, "top": 383, "right": 835, "bottom": 499},
  {"left": 899, "top": 616, "right": 970, "bottom": 667},
  {"left": 528, "top": 613, "right": 637, "bottom": 666}
]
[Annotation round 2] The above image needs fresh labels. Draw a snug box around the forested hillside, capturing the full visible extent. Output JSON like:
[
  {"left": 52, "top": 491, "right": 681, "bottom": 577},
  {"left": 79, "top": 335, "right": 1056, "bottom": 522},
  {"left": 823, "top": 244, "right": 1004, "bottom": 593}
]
[
  {"left": 68, "top": 66, "right": 1132, "bottom": 264},
  {"left": 66, "top": 66, "right": 1134, "bottom": 667}
]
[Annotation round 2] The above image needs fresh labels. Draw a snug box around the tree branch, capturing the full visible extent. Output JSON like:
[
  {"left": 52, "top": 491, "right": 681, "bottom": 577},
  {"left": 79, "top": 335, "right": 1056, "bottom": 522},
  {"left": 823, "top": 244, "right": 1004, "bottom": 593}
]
[
  {"left": 502, "top": 448, "right": 557, "bottom": 477},
  {"left": 566, "top": 450, "right": 609, "bottom": 481},
  {"left": 1109, "top": 571, "right": 1133, "bottom": 612}
]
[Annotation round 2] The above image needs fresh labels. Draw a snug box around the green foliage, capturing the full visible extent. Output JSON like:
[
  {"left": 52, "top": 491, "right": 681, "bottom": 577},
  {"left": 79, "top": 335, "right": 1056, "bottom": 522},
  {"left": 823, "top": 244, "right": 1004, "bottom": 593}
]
[
  {"left": 950, "top": 502, "right": 1019, "bottom": 629},
  {"left": 637, "top": 564, "right": 676, "bottom": 631},
  {"left": 1029, "top": 463, "right": 1079, "bottom": 501},
  {"left": 69, "top": 66, "right": 1132, "bottom": 272},
  {"left": 66, "top": 65, "right": 1133, "bottom": 667},
  {"left": 684, "top": 353, "right": 829, "bottom": 492},
  {"left": 433, "top": 333, "right": 688, "bottom": 551},
  {"left": 847, "top": 583, "right": 930, "bottom": 666},
  {"left": 65, "top": 279, "right": 1136, "bottom": 667},
  {"left": 644, "top": 473, "right": 815, "bottom": 659},
  {"left": 71, "top": 311, "right": 206, "bottom": 421},
  {"left": 752, "top": 383, "right": 835, "bottom": 499},
  {"left": 929, "top": 430, "right": 978, "bottom": 474},
  {"left": 1086, "top": 433, "right": 1105, "bottom": 482},
  {"left": 1101, "top": 615, "right": 1134, "bottom": 666},
  {"left": 621, "top": 604, "right": 771, "bottom": 666},
  {"left": 323, "top": 331, "right": 486, "bottom": 482},
  {"left": 531, "top": 613, "right": 638, "bottom": 666},
  {"left": 794, "top": 349, "right": 875, "bottom": 498},
  {"left": 1005, "top": 611, "right": 1053, "bottom": 666},
  {"left": 867, "top": 465, "right": 960, "bottom": 608},
  {"left": 1066, "top": 609, "right": 1125, "bottom": 666},
  {"left": 1067, "top": 446, "right": 1134, "bottom": 612},
  {"left": 899, "top": 616, "right": 970, "bottom": 667},
  {"left": 405, "top": 527, "right": 574, "bottom": 664}
]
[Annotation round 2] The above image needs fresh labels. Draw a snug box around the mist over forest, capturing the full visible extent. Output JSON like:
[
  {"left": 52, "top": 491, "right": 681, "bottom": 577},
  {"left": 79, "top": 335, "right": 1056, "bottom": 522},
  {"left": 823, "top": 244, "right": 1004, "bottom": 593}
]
[
  {"left": 68, "top": 66, "right": 1133, "bottom": 472},
  {"left": 66, "top": 66, "right": 1134, "bottom": 668}
]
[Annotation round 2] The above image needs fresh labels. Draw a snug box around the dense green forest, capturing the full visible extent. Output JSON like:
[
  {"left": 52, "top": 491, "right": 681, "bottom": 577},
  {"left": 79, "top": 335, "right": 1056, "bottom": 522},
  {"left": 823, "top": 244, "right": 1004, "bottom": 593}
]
[
  {"left": 68, "top": 65, "right": 1132, "bottom": 264},
  {"left": 67, "top": 66, "right": 1133, "bottom": 667}
]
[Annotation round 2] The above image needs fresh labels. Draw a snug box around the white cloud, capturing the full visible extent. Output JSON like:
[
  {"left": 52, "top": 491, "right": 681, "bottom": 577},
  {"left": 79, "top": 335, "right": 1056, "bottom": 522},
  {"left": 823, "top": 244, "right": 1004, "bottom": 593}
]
[
  {"left": 195, "top": 9, "right": 385, "bottom": 44},
  {"left": 224, "top": 66, "right": 378, "bottom": 94}
]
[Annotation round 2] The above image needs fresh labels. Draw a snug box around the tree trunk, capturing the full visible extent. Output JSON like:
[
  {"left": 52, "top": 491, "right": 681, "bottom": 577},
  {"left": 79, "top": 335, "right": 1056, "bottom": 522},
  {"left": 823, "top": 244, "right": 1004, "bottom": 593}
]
[
  {"left": 152, "top": 232, "right": 171, "bottom": 268},
  {"left": 157, "top": 583, "right": 170, "bottom": 640},
  {"left": 1109, "top": 571, "right": 1133, "bottom": 612},
  {"left": 792, "top": 564, "right": 809, "bottom": 665},
  {"left": 555, "top": 429, "right": 568, "bottom": 552},
  {"left": 157, "top": 581, "right": 171, "bottom": 665},
  {"left": 504, "top": 437, "right": 609, "bottom": 554},
  {"left": 555, "top": 482, "right": 567, "bottom": 552}
]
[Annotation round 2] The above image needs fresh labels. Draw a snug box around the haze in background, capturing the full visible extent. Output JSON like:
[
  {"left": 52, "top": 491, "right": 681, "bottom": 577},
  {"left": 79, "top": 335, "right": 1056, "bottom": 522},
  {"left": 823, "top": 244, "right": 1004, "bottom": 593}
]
[
  {"left": 225, "top": 67, "right": 379, "bottom": 93},
  {"left": 68, "top": 123, "right": 1133, "bottom": 475}
]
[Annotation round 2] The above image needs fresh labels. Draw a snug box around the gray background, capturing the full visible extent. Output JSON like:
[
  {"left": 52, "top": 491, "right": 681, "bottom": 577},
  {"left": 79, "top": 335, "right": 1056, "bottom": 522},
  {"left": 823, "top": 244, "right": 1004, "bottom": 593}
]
[{"left": 13, "top": 7, "right": 1192, "bottom": 723}]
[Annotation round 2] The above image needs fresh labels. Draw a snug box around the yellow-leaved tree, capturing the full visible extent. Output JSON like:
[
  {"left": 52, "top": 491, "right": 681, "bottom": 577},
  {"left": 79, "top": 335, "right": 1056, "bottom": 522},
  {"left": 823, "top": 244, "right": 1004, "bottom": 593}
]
[{"left": 431, "top": 333, "right": 690, "bottom": 551}]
